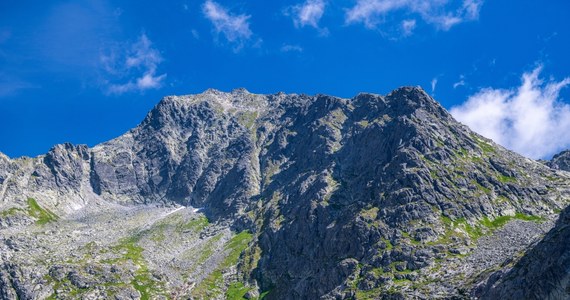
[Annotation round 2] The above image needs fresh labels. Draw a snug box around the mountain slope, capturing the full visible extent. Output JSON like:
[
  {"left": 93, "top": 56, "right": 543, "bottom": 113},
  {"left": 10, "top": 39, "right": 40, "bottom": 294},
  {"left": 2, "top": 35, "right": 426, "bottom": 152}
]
[{"left": 0, "top": 87, "right": 569, "bottom": 299}]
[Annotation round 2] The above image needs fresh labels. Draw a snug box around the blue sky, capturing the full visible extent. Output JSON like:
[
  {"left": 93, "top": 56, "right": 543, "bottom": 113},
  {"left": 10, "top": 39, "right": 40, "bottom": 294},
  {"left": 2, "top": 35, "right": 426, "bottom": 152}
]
[{"left": 1, "top": 0, "right": 569, "bottom": 159}]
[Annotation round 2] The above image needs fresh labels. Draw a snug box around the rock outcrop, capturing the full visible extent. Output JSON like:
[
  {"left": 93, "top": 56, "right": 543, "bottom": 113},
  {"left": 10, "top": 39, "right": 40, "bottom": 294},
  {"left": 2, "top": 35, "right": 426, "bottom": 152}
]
[{"left": 550, "top": 150, "right": 570, "bottom": 172}]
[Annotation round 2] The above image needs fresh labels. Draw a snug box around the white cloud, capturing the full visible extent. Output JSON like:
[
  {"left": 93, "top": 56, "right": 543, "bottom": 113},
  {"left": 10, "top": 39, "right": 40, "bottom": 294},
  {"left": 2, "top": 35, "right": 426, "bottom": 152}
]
[
  {"left": 401, "top": 19, "right": 416, "bottom": 36},
  {"left": 281, "top": 44, "right": 304, "bottom": 53},
  {"left": 102, "top": 34, "right": 166, "bottom": 95},
  {"left": 453, "top": 80, "right": 465, "bottom": 88},
  {"left": 202, "top": 0, "right": 252, "bottom": 49},
  {"left": 453, "top": 75, "right": 466, "bottom": 88},
  {"left": 290, "top": 0, "right": 326, "bottom": 30},
  {"left": 431, "top": 77, "right": 438, "bottom": 93},
  {"left": 450, "top": 66, "right": 570, "bottom": 159},
  {"left": 346, "top": 0, "right": 483, "bottom": 32}
]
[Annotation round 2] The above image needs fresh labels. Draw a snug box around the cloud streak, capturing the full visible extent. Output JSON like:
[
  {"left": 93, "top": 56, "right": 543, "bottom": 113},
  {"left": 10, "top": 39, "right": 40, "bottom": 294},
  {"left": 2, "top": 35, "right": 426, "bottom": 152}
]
[
  {"left": 281, "top": 44, "right": 304, "bottom": 53},
  {"left": 451, "top": 66, "right": 570, "bottom": 159},
  {"left": 346, "top": 0, "right": 483, "bottom": 32},
  {"left": 102, "top": 34, "right": 166, "bottom": 95},
  {"left": 202, "top": 0, "right": 252, "bottom": 49}
]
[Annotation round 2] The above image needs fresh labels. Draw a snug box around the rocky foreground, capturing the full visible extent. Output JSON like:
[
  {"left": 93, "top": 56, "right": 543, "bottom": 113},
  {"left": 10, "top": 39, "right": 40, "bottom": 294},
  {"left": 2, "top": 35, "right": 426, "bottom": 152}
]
[{"left": 1, "top": 87, "right": 570, "bottom": 299}]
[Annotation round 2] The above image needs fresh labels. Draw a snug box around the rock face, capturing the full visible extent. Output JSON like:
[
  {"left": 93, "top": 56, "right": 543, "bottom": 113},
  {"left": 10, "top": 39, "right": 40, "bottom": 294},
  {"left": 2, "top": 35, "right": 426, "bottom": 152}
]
[
  {"left": 1, "top": 87, "right": 570, "bottom": 299},
  {"left": 549, "top": 150, "right": 570, "bottom": 171}
]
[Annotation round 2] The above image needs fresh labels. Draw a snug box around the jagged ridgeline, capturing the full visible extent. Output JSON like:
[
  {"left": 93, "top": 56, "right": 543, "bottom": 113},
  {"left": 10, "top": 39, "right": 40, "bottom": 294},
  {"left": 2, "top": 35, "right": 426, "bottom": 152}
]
[{"left": 1, "top": 87, "right": 570, "bottom": 299}]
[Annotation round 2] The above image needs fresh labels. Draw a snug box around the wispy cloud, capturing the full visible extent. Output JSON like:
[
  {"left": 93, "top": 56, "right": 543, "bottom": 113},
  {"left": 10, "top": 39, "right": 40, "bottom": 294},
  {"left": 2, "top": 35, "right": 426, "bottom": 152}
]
[
  {"left": 453, "top": 75, "right": 466, "bottom": 88},
  {"left": 346, "top": 0, "right": 483, "bottom": 32},
  {"left": 281, "top": 44, "right": 304, "bottom": 53},
  {"left": 102, "top": 34, "right": 166, "bottom": 95},
  {"left": 288, "top": 0, "right": 327, "bottom": 34},
  {"left": 431, "top": 77, "right": 438, "bottom": 93},
  {"left": 450, "top": 66, "right": 570, "bottom": 159},
  {"left": 401, "top": 19, "right": 416, "bottom": 36},
  {"left": 202, "top": 0, "right": 253, "bottom": 49}
]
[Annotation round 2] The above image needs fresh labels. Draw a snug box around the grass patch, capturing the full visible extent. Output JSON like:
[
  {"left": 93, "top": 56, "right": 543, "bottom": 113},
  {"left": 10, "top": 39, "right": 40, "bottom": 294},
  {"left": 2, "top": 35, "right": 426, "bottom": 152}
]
[
  {"left": 497, "top": 174, "right": 517, "bottom": 183},
  {"left": 177, "top": 215, "right": 209, "bottom": 233},
  {"left": 110, "top": 235, "right": 165, "bottom": 299},
  {"left": 259, "top": 290, "right": 271, "bottom": 299},
  {"left": 192, "top": 230, "right": 254, "bottom": 299},
  {"left": 222, "top": 231, "right": 254, "bottom": 268},
  {"left": 473, "top": 136, "right": 496, "bottom": 154},
  {"left": 356, "top": 288, "right": 382, "bottom": 299},
  {"left": 481, "top": 213, "right": 544, "bottom": 230},
  {"left": 26, "top": 198, "right": 58, "bottom": 224},
  {"left": 514, "top": 212, "right": 544, "bottom": 222},
  {"left": 226, "top": 282, "right": 252, "bottom": 300},
  {"left": 196, "top": 233, "right": 224, "bottom": 264},
  {"left": 237, "top": 111, "right": 258, "bottom": 129},
  {"left": 471, "top": 180, "right": 491, "bottom": 194},
  {"left": 481, "top": 215, "right": 512, "bottom": 229},
  {"left": 0, "top": 207, "right": 24, "bottom": 217},
  {"left": 382, "top": 238, "right": 393, "bottom": 251}
]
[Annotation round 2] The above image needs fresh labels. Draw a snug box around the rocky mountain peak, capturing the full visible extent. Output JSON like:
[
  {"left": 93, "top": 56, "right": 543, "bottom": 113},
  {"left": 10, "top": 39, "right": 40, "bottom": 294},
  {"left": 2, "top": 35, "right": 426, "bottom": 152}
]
[
  {"left": 549, "top": 149, "right": 570, "bottom": 171},
  {"left": 1, "top": 87, "right": 570, "bottom": 299}
]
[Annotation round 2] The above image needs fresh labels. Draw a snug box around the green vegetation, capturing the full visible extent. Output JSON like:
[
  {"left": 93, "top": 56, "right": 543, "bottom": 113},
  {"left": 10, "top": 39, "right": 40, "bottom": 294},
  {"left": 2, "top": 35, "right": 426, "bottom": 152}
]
[
  {"left": 473, "top": 136, "right": 496, "bottom": 154},
  {"left": 513, "top": 213, "right": 544, "bottom": 222},
  {"left": 149, "top": 223, "right": 167, "bottom": 242},
  {"left": 45, "top": 277, "right": 86, "bottom": 299},
  {"left": 471, "top": 180, "right": 491, "bottom": 194},
  {"left": 196, "top": 233, "right": 224, "bottom": 264},
  {"left": 360, "top": 207, "right": 379, "bottom": 221},
  {"left": 382, "top": 238, "right": 393, "bottom": 251},
  {"left": 430, "top": 215, "right": 483, "bottom": 246},
  {"left": 177, "top": 215, "right": 209, "bottom": 233},
  {"left": 497, "top": 174, "right": 517, "bottom": 183},
  {"left": 226, "top": 282, "right": 251, "bottom": 300},
  {"left": 481, "top": 215, "right": 513, "bottom": 229},
  {"left": 0, "top": 207, "right": 23, "bottom": 217},
  {"left": 482, "top": 213, "right": 544, "bottom": 229},
  {"left": 109, "top": 235, "right": 165, "bottom": 299},
  {"left": 435, "top": 212, "right": 544, "bottom": 247},
  {"left": 26, "top": 198, "right": 59, "bottom": 224},
  {"left": 192, "top": 230, "right": 254, "bottom": 299},
  {"left": 237, "top": 111, "right": 259, "bottom": 129},
  {"left": 223, "top": 231, "right": 254, "bottom": 268},
  {"left": 356, "top": 288, "right": 382, "bottom": 299},
  {"left": 259, "top": 290, "right": 271, "bottom": 299}
]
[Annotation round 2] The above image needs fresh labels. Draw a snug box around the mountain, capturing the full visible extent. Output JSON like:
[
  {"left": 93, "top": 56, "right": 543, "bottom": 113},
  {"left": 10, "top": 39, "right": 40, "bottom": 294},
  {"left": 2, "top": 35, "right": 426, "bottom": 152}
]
[
  {"left": 549, "top": 150, "right": 570, "bottom": 172},
  {"left": 1, "top": 87, "right": 569, "bottom": 299}
]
